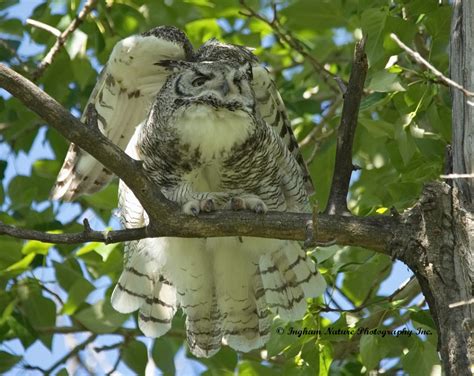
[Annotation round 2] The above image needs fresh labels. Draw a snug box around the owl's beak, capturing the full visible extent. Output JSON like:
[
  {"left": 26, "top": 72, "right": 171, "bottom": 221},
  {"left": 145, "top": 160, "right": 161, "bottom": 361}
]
[{"left": 219, "top": 80, "right": 230, "bottom": 96}]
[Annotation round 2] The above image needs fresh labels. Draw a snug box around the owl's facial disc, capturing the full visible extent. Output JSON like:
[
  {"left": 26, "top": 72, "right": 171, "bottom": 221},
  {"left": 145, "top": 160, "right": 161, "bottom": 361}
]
[{"left": 175, "top": 62, "right": 255, "bottom": 112}]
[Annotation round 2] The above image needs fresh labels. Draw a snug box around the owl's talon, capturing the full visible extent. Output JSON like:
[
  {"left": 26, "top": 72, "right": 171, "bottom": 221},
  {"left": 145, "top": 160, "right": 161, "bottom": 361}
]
[
  {"left": 230, "top": 197, "right": 245, "bottom": 211},
  {"left": 229, "top": 196, "right": 267, "bottom": 214},
  {"left": 183, "top": 198, "right": 217, "bottom": 216},
  {"left": 183, "top": 200, "right": 200, "bottom": 216},
  {"left": 200, "top": 198, "right": 215, "bottom": 212},
  {"left": 254, "top": 203, "right": 266, "bottom": 214}
]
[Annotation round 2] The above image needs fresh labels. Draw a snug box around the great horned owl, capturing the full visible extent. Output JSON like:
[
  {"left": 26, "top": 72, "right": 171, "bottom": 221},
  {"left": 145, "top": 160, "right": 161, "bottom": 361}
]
[{"left": 51, "top": 26, "right": 326, "bottom": 357}]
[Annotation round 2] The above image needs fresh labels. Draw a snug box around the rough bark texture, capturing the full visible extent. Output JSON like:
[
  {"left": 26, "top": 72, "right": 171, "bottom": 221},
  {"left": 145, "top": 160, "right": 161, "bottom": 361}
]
[
  {"left": 451, "top": 0, "right": 474, "bottom": 205},
  {"left": 387, "top": 2, "right": 474, "bottom": 374},
  {"left": 390, "top": 182, "right": 473, "bottom": 375}
]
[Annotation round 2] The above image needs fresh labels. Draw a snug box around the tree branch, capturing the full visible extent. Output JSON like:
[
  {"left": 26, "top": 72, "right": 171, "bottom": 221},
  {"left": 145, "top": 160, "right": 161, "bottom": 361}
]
[
  {"left": 0, "top": 211, "right": 396, "bottom": 254},
  {"left": 391, "top": 33, "right": 474, "bottom": 99},
  {"left": 32, "top": 0, "right": 98, "bottom": 80},
  {"left": 325, "top": 37, "right": 368, "bottom": 214}
]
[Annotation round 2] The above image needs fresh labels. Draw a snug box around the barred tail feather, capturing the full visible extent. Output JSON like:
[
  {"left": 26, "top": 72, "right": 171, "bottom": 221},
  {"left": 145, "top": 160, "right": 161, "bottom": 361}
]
[
  {"left": 258, "top": 241, "right": 326, "bottom": 321},
  {"left": 185, "top": 294, "right": 222, "bottom": 358},
  {"left": 111, "top": 241, "right": 154, "bottom": 313},
  {"left": 138, "top": 278, "right": 177, "bottom": 337},
  {"left": 210, "top": 238, "right": 271, "bottom": 353}
]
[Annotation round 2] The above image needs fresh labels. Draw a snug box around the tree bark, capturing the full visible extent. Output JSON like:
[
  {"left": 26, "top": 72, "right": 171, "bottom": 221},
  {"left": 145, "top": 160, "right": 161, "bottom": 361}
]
[
  {"left": 388, "top": 2, "right": 474, "bottom": 374},
  {"left": 390, "top": 182, "right": 473, "bottom": 376}
]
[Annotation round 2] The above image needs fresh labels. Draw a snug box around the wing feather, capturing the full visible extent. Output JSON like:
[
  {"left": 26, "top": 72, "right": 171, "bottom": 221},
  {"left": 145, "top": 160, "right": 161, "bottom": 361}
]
[
  {"left": 51, "top": 26, "right": 193, "bottom": 201},
  {"left": 252, "top": 65, "right": 314, "bottom": 195}
]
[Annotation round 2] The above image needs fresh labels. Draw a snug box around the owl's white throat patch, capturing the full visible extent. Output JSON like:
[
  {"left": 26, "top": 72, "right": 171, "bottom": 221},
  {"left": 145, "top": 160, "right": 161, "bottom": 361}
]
[{"left": 176, "top": 105, "right": 252, "bottom": 160}]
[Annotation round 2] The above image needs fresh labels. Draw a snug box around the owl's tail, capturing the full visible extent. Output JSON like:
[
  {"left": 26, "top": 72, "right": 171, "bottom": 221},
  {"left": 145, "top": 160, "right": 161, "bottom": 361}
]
[
  {"left": 209, "top": 238, "right": 326, "bottom": 354},
  {"left": 111, "top": 240, "right": 177, "bottom": 337},
  {"left": 111, "top": 238, "right": 326, "bottom": 358}
]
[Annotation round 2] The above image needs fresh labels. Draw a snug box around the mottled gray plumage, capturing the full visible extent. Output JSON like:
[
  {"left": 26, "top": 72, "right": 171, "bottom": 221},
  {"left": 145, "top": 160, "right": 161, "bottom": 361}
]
[{"left": 51, "top": 26, "right": 326, "bottom": 357}]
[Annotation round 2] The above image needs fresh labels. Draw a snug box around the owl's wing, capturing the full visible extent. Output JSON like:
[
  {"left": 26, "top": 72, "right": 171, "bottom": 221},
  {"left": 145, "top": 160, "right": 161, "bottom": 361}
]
[
  {"left": 252, "top": 66, "right": 314, "bottom": 196},
  {"left": 51, "top": 26, "right": 193, "bottom": 201}
]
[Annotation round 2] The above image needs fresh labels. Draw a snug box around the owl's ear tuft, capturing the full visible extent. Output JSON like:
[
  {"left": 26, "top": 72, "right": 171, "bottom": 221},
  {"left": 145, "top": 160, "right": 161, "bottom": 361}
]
[{"left": 156, "top": 59, "right": 192, "bottom": 72}]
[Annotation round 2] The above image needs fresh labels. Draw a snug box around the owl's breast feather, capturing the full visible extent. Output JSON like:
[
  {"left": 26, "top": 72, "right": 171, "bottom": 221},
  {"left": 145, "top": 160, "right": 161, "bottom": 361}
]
[{"left": 175, "top": 105, "right": 253, "bottom": 161}]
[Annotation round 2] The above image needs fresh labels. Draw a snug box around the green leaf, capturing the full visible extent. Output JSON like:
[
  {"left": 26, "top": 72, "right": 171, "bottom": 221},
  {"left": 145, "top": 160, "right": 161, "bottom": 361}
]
[
  {"left": 152, "top": 338, "right": 177, "bottom": 375},
  {"left": 8, "top": 175, "right": 37, "bottom": 209},
  {"left": 21, "top": 291, "right": 56, "bottom": 348},
  {"left": 360, "top": 334, "right": 383, "bottom": 370},
  {"left": 32, "top": 159, "right": 61, "bottom": 179},
  {"left": 54, "top": 259, "right": 85, "bottom": 291},
  {"left": 6, "top": 253, "right": 36, "bottom": 272},
  {"left": 367, "top": 71, "right": 405, "bottom": 93},
  {"left": 21, "top": 240, "right": 52, "bottom": 256},
  {"left": 75, "top": 300, "right": 128, "bottom": 333},
  {"left": 65, "top": 29, "right": 88, "bottom": 59},
  {"left": 122, "top": 340, "right": 148, "bottom": 375},
  {"left": 0, "top": 351, "right": 22, "bottom": 373},
  {"left": 359, "top": 7, "right": 388, "bottom": 66},
  {"left": 283, "top": 0, "right": 345, "bottom": 30},
  {"left": 0, "top": 238, "right": 23, "bottom": 270},
  {"left": 237, "top": 360, "right": 276, "bottom": 376},
  {"left": 401, "top": 338, "right": 440, "bottom": 375},
  {"left": 76, "top": 242, "right": 118, "bottom": 262},
  {"left": 61, "top": 278, "right": 94, "bottom": 315}
]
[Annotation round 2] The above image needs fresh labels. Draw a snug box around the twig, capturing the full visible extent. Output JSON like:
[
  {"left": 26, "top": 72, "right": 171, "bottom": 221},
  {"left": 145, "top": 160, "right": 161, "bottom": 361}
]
[
  {"left": 106, "top": 354, "right": 121, "bottom": 376},
  {"left": 239, "top": 0, "right": 342, "bottom": 93},
  {"left": 94, "top": 342, "right": 123, "bottom": 352},
  {"left": 44, "top": 334, "right": 97, "bottom": 375},
  {"left": 449, "top": 298, "right": 474, "bottom": 308},
  {"left": 320, "top": 276, "right": 420, "bottom": 313},
  {"left": 299, "top": 98, "right": 342, "bottom": 147},
  {"left": 26, "top": 19, "right": 61, "bottom": 37},
  {"left": 325, "top": 37, "right": 368, "bottom": 215},
  {"left": 390, "top": 33, "right": 474, "bottom": 98},
  {"left": 0, "top": 220, "right": 150, "bottom": 244},
  {"left": 440, "top": 173, "right": 474, "bottom": 179},
  {"left": 32, "top": 0, "right": 98, "bottom": 80}
]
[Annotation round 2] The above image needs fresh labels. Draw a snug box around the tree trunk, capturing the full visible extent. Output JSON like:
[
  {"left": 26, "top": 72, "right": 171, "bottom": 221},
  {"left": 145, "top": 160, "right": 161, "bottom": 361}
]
[{"left": 389, "top": 2, "right": 474, "bottom": 374}]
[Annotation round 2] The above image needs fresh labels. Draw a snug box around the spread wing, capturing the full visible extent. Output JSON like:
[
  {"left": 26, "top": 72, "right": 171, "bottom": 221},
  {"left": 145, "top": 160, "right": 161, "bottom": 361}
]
[
  {"left": 51, "top": 26, "right": 193, "bottom": 201},
  {"left": 195, "top": 39, "right": 314, "bottom": 195}
]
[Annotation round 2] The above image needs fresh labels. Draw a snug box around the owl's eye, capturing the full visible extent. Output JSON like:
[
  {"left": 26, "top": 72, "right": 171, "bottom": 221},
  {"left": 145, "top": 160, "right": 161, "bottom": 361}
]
[{"left": 192, "top": 76, "right": 209, "bottom": 87}]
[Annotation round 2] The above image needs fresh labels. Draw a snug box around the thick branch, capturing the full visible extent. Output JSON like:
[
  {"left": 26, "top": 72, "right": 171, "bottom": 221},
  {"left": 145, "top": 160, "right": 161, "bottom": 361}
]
[
  {"left": 0, "top": 211, "right": 396, "bottom": 254},
  {"left": 325, "top": 38, "right": 368, "bottom": 215}
]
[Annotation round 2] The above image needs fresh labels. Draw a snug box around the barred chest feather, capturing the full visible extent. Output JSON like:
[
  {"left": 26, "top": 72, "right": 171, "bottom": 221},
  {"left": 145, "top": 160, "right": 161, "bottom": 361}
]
[{"left": 175, "top": 105, "right": 253, "bottom": 191}]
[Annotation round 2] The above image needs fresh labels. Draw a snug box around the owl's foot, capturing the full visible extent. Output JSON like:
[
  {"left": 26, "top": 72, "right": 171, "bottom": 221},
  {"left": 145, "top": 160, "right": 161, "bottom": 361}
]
[
  {"left": 229, "top": 195, "right": 268, "bottom": 214},
  {"left": 182, "top": 198, "right": 216, "bottom": 216}
]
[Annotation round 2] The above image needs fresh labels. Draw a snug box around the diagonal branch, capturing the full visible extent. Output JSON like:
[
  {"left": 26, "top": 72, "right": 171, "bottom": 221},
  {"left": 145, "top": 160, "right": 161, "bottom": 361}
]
[
  {"left": 31, "top": 0, "right": 98, "bottom": 80},
  {"left": 325, "top": 38, "right": 368, "bottom": 215},
  {"left": 390, "top": 33, "right": 474, "bottom": 99}
]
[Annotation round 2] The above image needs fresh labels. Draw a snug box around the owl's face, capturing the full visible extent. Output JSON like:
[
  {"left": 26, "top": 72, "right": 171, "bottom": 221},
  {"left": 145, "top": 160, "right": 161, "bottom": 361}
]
[{"left": 163, "top": 61, "right": 256, "bottom": 113}]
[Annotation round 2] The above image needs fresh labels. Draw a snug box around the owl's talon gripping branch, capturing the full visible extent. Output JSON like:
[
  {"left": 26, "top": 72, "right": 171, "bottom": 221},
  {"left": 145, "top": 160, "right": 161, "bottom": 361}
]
[
  {"left": 229, "top": 195, "right": 268, "bottom": 213},
  {"left": 182, "top": 198, "right": 216, "bottom": 216}
]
